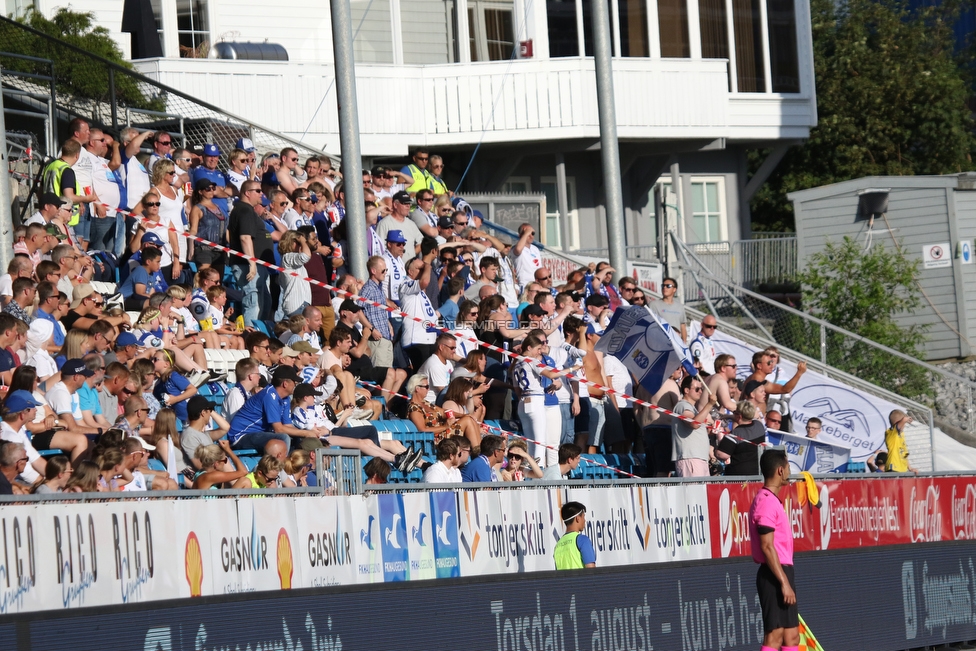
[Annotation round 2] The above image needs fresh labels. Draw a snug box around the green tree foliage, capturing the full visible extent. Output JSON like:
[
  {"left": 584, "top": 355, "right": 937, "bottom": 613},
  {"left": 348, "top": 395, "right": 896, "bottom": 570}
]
[
  {"left": 787, "top": 236, "right": 931, "bottom": 399},
  {"left": 750, "top": 0, "right": 976, "bottom": 232},
  {"left": 0, "top": 8, "right": 161, "bottom": 113}
]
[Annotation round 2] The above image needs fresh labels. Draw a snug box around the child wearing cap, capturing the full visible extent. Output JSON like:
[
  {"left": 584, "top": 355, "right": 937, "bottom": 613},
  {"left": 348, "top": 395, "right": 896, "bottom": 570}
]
[{"left": 205, "top": 285, "right": 245, "bottom": 349}]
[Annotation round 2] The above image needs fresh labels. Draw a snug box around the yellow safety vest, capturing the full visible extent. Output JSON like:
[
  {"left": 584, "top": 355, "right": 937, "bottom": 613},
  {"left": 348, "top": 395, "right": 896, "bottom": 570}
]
[
  {"left": 554, "top": 532, "right": 584, "bottom": 569},
  {"left": 431, "top": 175, "right": 450, "bottom": 196},
  {"left": 405, "top": 164, "right": 433, "bottom": 194},
  {"left": 42, "top": 159, "right": 81, "bottom": 226}
]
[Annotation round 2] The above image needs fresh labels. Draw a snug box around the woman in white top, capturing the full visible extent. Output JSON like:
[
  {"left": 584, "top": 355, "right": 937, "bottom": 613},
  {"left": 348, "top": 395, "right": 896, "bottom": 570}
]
[
  {"left": 513, "top": 333, "right": 564, "bottom": 460},
  {"left": 148, "top": 160, "right": 187, "bottom": 282},
  {"left": 130, "top": 189, "right": 179, "bottom": 275},
  {"left": 452, "top": 300, "right": 481, "bottom": 359}
]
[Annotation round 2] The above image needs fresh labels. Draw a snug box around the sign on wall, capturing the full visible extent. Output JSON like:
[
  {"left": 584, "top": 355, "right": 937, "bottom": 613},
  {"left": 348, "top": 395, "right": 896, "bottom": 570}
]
[{"left": 923, "top": 242, "right": 952, "bottom": 268}]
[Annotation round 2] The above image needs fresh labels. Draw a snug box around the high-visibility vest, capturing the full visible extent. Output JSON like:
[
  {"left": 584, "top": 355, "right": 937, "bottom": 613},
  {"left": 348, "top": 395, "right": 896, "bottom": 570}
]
[
  {"left": 554, "top": 532, "right": 584, "bottom": 569},
  {"left": 431, "top": 175, "right": 450, "bottom": 196},
  {"left": 405, "top": 164, "right": 433, "bottom": 194},
  {"left": 42, "top": 159, "right": 81, "bottom": 226}
]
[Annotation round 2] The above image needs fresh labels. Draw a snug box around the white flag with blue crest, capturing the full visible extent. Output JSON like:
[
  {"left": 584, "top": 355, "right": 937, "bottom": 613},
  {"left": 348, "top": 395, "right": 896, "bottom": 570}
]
[{"left": 594, "top": 306, "right": 698, "bottom": 395}]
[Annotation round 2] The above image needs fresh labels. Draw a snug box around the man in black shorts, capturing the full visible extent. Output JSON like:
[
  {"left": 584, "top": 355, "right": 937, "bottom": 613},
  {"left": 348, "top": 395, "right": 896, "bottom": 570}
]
[
  {"left": 748, "top": 449, "right": 799, "bottom": 651},
  {"left": 337, "top": 299, "right": 407, "bottom": 398}
]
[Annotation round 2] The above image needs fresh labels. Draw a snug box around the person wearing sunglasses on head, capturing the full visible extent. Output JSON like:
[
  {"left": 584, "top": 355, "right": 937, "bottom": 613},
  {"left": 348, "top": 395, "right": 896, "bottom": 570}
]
[
  {"left": 147, "top": 132, "right": 174, "bottom": 174},
  {"left": 649, "top": 276, "right": 687, "bottom": 343}
]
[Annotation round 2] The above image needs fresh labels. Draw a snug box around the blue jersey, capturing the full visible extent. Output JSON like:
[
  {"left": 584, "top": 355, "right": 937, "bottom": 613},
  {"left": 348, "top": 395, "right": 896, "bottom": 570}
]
[{"left": 227, "top": 385, "right": 293, "bottom": 444}]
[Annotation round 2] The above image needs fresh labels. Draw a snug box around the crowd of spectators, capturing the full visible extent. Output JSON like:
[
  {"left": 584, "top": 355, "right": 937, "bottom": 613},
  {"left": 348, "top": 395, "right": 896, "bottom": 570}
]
[{"left": 0, "top": 118, "right": 901, "bottom": 494}]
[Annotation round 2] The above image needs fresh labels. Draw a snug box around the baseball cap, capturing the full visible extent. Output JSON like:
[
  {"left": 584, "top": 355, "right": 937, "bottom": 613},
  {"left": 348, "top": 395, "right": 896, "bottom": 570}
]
[
  {"left": 115, "top": 332, "right": 139, "bottom": 348},
  {"left": 40, "top": 192, "right": 66, "bottom": 209},
  {"left": 339, "top": 299, "right": 362, "bottom": 314},
  {"left": 392, "top": 190, "right": 411, "bottom": 205},
  {"left": 133, "top": 437, "right": 157, "bottom": 451},
  {"left": 62, "top": 358, "right": 95, "bottom": 377},
  {"left": 437, "top": 215, "right": 454, "bottom": 229},
  {"left": 236, "top": 137, "right": 256, "bottom": 153},
  {"left": 472, "top": 209, "right": 484, "bottom": 221},
  {"left": 260, "top": 195, "right": 271, "bottom": 208},
  {"left": 743, "top": 380, "right": 764, "bottom": 400},
  {"left": 290, "top": 341, "right": 318, "bottom": 354},
  {"left": 452, "top": 198, "right": 473, "bottom": 215},
  {"left": 279, "top": 346, "right": 300, "bottom": 358},
  {"left": 272, "top": 365, "right": 302, "bottom": 383},
  {"left": 187, "top": 395, "right": 217, "bottom": 420},
  {"left": 3, "top": 390, "right": 42, "bottom": 414},
  {"left": 386, "top": 230, "right": 407, "bottom": 244},
  {"left": 293, "top": 384, "right": 322, "bottom": 401},
  {"left": 194, "top": 178, "right": 217, "bottom": 192},
  {"left": 141, "top": 232, "right": 164, "bottom": 247},
  {"left": 44, "top": 224, "right": 67, "bottom": 241},
  {"left": 203, "top": 144, "right": 221, "bottom": 157},
  {"left": 70, "top": 284, "right": 97, "bottom": 309},
  {"left": 522, "top": 304, "right": 546, "bottom": 318}
]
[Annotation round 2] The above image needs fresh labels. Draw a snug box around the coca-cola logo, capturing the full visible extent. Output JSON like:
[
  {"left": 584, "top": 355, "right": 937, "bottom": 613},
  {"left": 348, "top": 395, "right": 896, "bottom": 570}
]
[
  {"left": 718, "top": 489, "right": 750, "bottom": 558},
  {"left": 951, "top": 484, "right": 976, "bottom": 540},
  {"left": 910, "top": 485, "right": 943, "bottom": 543}
]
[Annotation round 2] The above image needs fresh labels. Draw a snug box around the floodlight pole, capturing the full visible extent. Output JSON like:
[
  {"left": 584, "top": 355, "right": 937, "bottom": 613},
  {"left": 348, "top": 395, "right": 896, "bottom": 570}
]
[{"left": 0, "top": 74, "right": 13, "bottom": 273}]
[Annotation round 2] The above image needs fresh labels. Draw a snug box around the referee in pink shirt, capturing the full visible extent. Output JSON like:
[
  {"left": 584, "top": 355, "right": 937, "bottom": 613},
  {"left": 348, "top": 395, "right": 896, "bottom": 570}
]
[{"left": 749, "top": 449, "right": 799, "bottom": 651}]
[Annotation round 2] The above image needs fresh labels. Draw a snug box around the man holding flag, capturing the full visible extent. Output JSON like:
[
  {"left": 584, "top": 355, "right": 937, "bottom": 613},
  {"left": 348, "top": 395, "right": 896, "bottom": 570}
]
[{"left": 749, "top": 449, "right": 801, "bottom": 651}]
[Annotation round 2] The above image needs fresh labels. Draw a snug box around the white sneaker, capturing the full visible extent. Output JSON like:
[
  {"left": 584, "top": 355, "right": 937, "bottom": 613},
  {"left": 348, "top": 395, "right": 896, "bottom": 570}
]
[{"left": 189, "top": 370, "right": 210, "bottom": 388}]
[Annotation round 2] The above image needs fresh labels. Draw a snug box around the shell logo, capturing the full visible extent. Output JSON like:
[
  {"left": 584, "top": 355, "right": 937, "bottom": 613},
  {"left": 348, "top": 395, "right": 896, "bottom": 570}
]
[
  {"left": 185, "top": 532, "right": 204, "bottom": 597},
  {"left": 277, "top": 528, "right": 294, "bottom": 589}
]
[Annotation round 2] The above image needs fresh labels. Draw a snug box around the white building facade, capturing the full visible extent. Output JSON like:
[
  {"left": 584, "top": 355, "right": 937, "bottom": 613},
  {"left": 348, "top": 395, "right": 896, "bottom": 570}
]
[{"left": 28, "top": 0, "right": 817, "bottom": 251}]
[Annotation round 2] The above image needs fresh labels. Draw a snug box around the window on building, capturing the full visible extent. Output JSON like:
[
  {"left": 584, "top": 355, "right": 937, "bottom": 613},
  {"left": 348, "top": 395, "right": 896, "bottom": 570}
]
[
  {"left": 469, "top": 2, "right": 516, "bottom": 60},
  {"left": 548, "top": 0, "right": 581, "bottom": 56},
  {"left": 618, "top": 0, "right": 649, "bottom": 56},
  {"left": 690, "top": 179, "right": 725, "bottom": 242},
  {"left": 658, "top": 0, "right": 690, "bottom": 57},
  {"left": 351, "top": 0, "right": 394, "bottom": 64},
  {"left": 699, "top": 0, "right": 729, "bottom": 59},
  {"left": 767, "top": 0, "right": 799, "bottom": 92},
  {"left": 176, "top": 0, "right": 210, "bottom": 58},
  {"left": 541, "top": 177, "right": 579, "bottom": 250},
  {"left": 501, "top": 177, "right": 531, "bottom": 193},
  {"left": 733, "top": 0, "right": 765, "bottom": 92}
]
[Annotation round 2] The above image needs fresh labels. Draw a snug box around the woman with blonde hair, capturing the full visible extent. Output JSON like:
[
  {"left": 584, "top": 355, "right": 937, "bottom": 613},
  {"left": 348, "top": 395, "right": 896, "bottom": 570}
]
[
  {"left": 500, "top": 438, "right": 543, "bottom": 482},
  {"left": 64, "top": 460, "right": 100, "bottom": 493},
  {"left": 282, "top": 449, "right": 313, "bottom": 487},
  {"left": 167, "top": 285, "right": 217, "bottom": 350},
  {"left": 57, "top": 329, "right": 90, "bottom": 361},
  {"left": 193, "top": 440, "right": 247, "bottom": 489},
  {"left": 132, "top": 308, "right": 210, "bottom": 386},
  {"left": 148, "top": 160, "right": 187, "bottom": 282},
  {"left": 233, "top": 455, "right": 283, "bottom": 489},
  {"left": 145, "top": 407, "right": 184, "bottom": 480},
  {"left": 277, "top": 230, "right": 312, "bottom": 317}
]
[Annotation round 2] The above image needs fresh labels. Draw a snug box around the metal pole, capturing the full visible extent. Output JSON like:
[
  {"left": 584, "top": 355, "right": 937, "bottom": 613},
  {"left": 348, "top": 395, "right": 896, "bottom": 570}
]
[
  {"left": 0, "top": 78, "right": 14, "bottom": 273},
  {"left": 108, "top": 68, "right": 118, "bottom": 132},
  {"left": 331, "top": 0, "right": 367, "bottom": 280},
  {"left": 591, "top": 0, "right": 626, "bottom": 276},
  {"left": 555, "top": 153, "right": 571, "bottom": 251}
]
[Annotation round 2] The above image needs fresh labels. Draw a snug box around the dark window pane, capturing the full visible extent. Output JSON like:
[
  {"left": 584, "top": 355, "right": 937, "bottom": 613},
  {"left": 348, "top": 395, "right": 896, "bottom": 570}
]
[
  {"left": 485, "top": 9, "right": 514, "bottom": 60},
  {"left": 733, "top": 0, "right": 764, "bottom": 91},
  {"left": 469, "top": 7, "right": 479, "bottom": 60},
  {"left": 548, "top": 0, "right": 580, "bottom": 56},
  {"left": 620, "top": 0, "right": 648, "bottom": 56},
  {"left": 699, "top": 0, "right": 728, "bottom": 58},
  {"left": 768, "top": 0, "right": 799, "bottom": 92},
  {"left": 582, "top": 0, "right": 594, "bottom": 55},
  {"left": 658, "top": 0, "right": 690, "bottom": 57}
]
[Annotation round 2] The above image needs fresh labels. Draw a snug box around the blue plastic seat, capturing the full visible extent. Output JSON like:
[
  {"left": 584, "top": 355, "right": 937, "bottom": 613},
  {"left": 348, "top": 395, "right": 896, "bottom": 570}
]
[
  {"left": 147, "top": 458, "right": 166, "bottom": 472},
  {"left": 39, "top": 449, "right": 65, "bottom": 458}
]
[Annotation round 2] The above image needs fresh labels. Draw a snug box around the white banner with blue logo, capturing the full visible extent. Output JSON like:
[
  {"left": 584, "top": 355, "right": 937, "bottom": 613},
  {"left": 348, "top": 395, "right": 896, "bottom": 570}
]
[
  {"left": 766, "top": 430, "right": 851, "bottom": 473},
  {"left": 595, "top": 306, "right": 697, "bottom": 395},
  {"left": 706, "top": 325, "right": 905, "bottom": 462}
]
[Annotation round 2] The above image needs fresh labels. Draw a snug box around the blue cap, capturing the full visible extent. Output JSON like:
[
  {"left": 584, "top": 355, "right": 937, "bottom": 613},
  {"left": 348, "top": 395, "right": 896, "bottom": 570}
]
[
  {"left": 203, "top": 144, "right": 221, "bottom": 157},
  {"left": 116, "top": 332, "right": 139, "bottom": 348},
  {"left": 260, "top": 195, "right": 271, "bottom": 208},
  {"left": 236, "top": 137, "right": 256, "bottom": 153},
  {"left": 141, "top": 232, "right": 164, "bottom": 247},
  {"left": 4, "top": 390, "right": 41, "bottom": 414},
  {"left": 472, "top": 209, "right": 484, "bottom": 220},
  {"left": 386, "top": 230, "right": 407, "bottom": 244},
  {"left": 62, "top": 358, "right": 95, "bottom": 377}
]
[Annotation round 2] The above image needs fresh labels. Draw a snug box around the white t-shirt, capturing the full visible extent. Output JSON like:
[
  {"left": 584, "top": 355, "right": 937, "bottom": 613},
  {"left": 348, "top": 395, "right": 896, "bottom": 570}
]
[
  {"left": 549, "top": 343, "right": 584, "bottom": 404},
  {"left": 159, "top": 190, "right": 187, "bottom": 262},
  {"left": 0, "top": 274, "right": 13, "bottom": 300},
  {"left": 145, "top": 221, "right": 174, "bottom": 268},
  {"left": 224, "top": 384, "right": 250, "bottom": 421},
  {"left": 176, "top": 306, "right": 200, "bottom": 334},
  {"left": 453, "top": 327, "right": 478, "bottom": 358},
  {"left": 282, "top": 208, "right": 313, "bottom": 230},
  {"left": 399, "top": 278, "right": 437, "bottom": 347},
  {"left": 227, "top": 170, "right": 248, "bottom": 191},
  {"left": 513, "top": 358, "right": 546, "bottom": 397},
  {"left": 0, "top": 421, "right": 40, "bottom": 483},
  {"left": 122, "top": 470, "right": 148, "bottom": 492},
  {"left": 513, "top": 242, "right": 542, "bottom": 287},
  {"left": 122, "top": 154, "right": 151, "bottom": 209},
  {"left": 25, "top": 211, "right": 46, "bottom": 226},
  {"left": 689, "top": 332, "right": 717, "bottom": 375},
  {"left": 602, "top": 354, "right": 633, "bottom": 409},
  {"left": 423, "top": 461, "right": 462, "bottom": 483},
  {"left": 72, "top": 147, "right": 98, "bottom": 194},
  {"left": 90, "top": 153, "right": 121, "bottom": 215},
  {"left": 418, "top": 355, "right": 453, "bottom": 403},
  {"left": 382, "top": 251, "right": 407, "bottom": 304},
  {"left": 46, "top": 381, "right": 82, "bottom": 419}
]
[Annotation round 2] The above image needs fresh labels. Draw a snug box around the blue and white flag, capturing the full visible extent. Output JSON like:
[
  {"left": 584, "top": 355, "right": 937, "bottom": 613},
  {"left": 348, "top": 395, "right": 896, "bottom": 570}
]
[{"left": 594, "top": 306, "right": 697, "bottom": 395}]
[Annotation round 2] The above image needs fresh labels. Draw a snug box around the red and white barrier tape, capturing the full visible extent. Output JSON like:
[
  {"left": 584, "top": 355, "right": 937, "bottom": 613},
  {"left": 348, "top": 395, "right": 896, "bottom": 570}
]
[{"left": 100, "top": 198, "right": 723, "bottom": 430}]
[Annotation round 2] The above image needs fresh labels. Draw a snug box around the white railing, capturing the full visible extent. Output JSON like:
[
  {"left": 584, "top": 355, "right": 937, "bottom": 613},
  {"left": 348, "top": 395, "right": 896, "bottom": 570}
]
[{"left": 132, "top": 57, "right": 815, "bottom": 155}]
